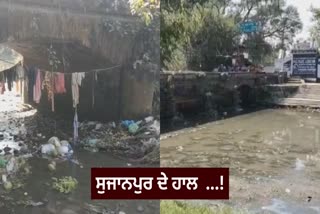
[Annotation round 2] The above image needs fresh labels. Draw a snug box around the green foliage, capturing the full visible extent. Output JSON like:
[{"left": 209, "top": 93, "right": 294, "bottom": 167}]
[
  {"left": 161, "top": 1, "right": 238, "bottom": 70},
  {"left": 311, "top": 8, "right": 320, "bottom": 47},
  {"left": 129, "top": 0, "right": 160, "bottom": 25},
  {"left": 52, "top": 176, "right": 78, "bottom": 194},
  {"left": 48, "top": 45, "right": 61, "bottom": 71},
  {"left": 161, "top": 0, "right": 302, "bottom": 70}
]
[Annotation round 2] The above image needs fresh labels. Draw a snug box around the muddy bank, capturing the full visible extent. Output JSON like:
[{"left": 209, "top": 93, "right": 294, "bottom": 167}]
[
  {"left": 0, "top": 92, "right": 160, "bottom": 163},
  {"left": 0, "top": 90, "right": 159, "bottom": 213}
]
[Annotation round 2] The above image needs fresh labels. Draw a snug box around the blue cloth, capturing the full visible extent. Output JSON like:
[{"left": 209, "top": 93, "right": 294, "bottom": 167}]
[{"left": 121, "top": 120, "right": 135, "bottom": 128}]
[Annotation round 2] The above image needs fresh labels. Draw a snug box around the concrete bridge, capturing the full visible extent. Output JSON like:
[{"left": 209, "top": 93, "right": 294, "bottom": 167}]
[
  {"left": 0, "top": 0, "right": 159, "bottom": 121},
  {"left": 160, "top": 71, "right": 287, "bottom": 118}
]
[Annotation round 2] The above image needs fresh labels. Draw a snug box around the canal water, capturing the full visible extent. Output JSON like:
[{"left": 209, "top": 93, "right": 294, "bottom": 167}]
[
  {"left": 0, "top": 151, "right": 159, "bottom": 214},
  {"left": 0, "top": 91, "right": 159, "bottom": 214},
  {"left": 161, "top": 109, "right": 320, "bottom": 213}
]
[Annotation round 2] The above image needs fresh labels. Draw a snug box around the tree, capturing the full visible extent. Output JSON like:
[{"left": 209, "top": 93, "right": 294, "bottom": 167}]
[
  {"left": 235, "top": 0, "right": 302, "bottom": 61},
  {"left": 128, "top": 0, "right": 160, "bottom": 25},
  {"left": 160, "top": 0, "right": 302, "bottom": 70},
  {"left": 310, "top": 8, "right": 320, "bottom": 47}
]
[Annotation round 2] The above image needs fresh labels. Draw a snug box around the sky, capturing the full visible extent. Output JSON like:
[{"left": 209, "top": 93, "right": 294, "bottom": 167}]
[{"left": 288, "top": 0, "right": 320, "bottom": 40}]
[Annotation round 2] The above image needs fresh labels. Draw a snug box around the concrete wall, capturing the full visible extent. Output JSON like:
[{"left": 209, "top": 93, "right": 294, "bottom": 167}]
[
  {"left": 0, "top": 0, "right": 159, "bottom": 121},
  {"left": 160, "top": 71, "right": 287, "bottom": 118}
]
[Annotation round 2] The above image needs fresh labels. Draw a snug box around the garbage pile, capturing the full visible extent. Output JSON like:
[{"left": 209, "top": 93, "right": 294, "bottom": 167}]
[
  {"left": 41, "top": 137, "right": 73, "bottom": 157},
  {"left": 0, "top": 132, "right": 28, "bottom": 156},
  {"left": 0, "top": 132, "right": 29, "bottom": 182},
  {"left": 79, "top": 116, "right": 160, "bottom": 161}
]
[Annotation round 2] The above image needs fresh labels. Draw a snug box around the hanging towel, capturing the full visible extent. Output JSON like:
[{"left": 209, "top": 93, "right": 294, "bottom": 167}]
[
  {"left": 15, "top": 80, "right": 20, "bottom": 94},
  {"left": 27, "top": 66, "right": 35, "bottom": 101},
  {"left": 33, "top": 69, "right": 42, "bottom": 103},
  {"left": 4, "top": 69, "right": 14, "bottom": 91},
  {"left": 72, "top": 72, "right": 85, "bottom": 108},
  {"left": 16, "top": 65, "right": 24, "bottom": 80},
  {"left": 0, "top": 73, "right": 5, "bottom": 95},
  {"left": 0, "top": 82, "right": 5, "bottom": 94},
  {"left": 73, "top": 109, "right": 79, "bottom": 143},
  {"left": 54, "top": 73, "right": 66, "bottom": 94}
]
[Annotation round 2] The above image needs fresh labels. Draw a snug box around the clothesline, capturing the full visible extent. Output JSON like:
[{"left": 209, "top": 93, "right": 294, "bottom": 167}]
[
  {"left": 0, "top": 57, "right": 122, "bottom": 74},
  {"left": 29, "top": 64, "right": 122, "bottom": 74}
]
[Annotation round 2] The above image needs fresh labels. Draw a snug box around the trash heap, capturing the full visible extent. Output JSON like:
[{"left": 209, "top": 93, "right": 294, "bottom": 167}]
[
  {"left": 40, "top": 136, "right": 73, "bottom": 158},
  {"left": 79, "top": 116, "right": 160, "bottom": 162}
]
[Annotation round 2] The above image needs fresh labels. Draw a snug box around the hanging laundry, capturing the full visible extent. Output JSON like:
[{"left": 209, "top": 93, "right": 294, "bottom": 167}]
[
  {"left": 0, "top": 72, "right": 5, "bottom": 95},
  {"left": 27, "top": 66, "right": 36, "bottom": 101},
  {"left": 0, "top": 82, "right": 4, "bottom": 94},
  {"left": 51, "top": 72, "right": 55, "bottom": 112},
  {"left": 42, "top": 71, "right": 54, "bottom": 101},
  {"left": 54, "top": 73, "right": 66, "bottom": 94},
  {"left": 15, "top": 79, "right": 20, "bottom": 94},
  {"left": 73, "top": 109, "right": 79, "bottom": 143},
  {"left": 42, "top": 71, "right": 55, "bottom": 111},
  {"left": 33, "top": 69, "right": 42, "bottom": 104},
  {"left": 72, "top": 72, "right": 85, "bottom": 108},
  {"left": 4, "top": 69, "right": 15, "bottom": 92},
  {"left": 92, "top": 71, "right": 97, "bottom": 108},
  {"left": 14, "top": 65, "right": 23, "bottom": 94},
  {"left": 16, "top": 65, "right": 24, "bottom": 80}
]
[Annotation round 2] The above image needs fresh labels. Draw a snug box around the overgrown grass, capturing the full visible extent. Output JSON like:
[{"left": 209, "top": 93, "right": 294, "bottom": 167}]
[{"left": 160, "top": 201, "right": 248, "bottom": 214}]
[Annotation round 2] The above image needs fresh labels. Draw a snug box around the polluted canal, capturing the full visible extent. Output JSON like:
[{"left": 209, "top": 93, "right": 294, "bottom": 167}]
[
  {"left": 161, "top": 109, "right": 320, "bottom": 213},
  {"left": 0, "top": 89, "right": 160, "bottom": 214}
]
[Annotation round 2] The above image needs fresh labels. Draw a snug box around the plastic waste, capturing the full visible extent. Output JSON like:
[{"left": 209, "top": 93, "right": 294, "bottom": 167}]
[
  {"left": 48, "top": 137, "right": 61, "bottom": 148},
  {"left": 145, "top": 116, "right": 154, "bottom": 123},
  {"left": 111, "top": 122, "right": 116, "bottom": 128},
  {"left": 6, "top": 157, "right": 17, "bottom": 174},
  {"left": 0, "top": 157, "right": 7, "bottom": 168},
  {"left": 58, "top": 141, "right": 73, "bottom": 156},
  {"left": 3, "top": 181, "right": 12, "bottom": 191},
  {"left": 95, "top": 124, "right": 103, "bottom": 130},
  {"left": 121, "top": 120, "right": 135, "bottom": 128},
  {"left": 148, "top": 120, "right": 160, "bottom": 135},
  {"left": 2, "top": 174, "right": 7, "bottom": 183},
  {"left": 128, "top": 123, "right": 139, "bottom": 134},
  {"left": 86, "top": 139, "right": 98, "bottom": 147},
  {"left": 0, "top": 140, "right": 22, "bottom": 155},
  {"left": 41, "top": 144, "right": 57, "bottom": 155},
  {"left": 48, "top": 161, "right": 56, "bottom": 171}
]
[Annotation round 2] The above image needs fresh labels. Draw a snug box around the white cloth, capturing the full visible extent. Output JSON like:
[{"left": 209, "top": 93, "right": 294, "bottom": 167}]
[
  {"left": 16, "top": 65, "right": 24, "bottom": 79},
  {"left": 71, "top": 72, "right": 85, "bottom": 108}
]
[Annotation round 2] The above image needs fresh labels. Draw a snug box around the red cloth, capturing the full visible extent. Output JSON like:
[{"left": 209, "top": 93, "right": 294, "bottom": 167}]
[
  {"left": 54, "top": 73, "right": 66, "bottom": 94},
  {"left": 33, "top": 70, "right": 42, "bottom": 103}
]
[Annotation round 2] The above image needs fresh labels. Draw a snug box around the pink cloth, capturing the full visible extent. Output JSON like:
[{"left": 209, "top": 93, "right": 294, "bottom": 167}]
[
  {"left": 33, "top": 69, "right": 42, "bottom": 103},
  {"left": 54, "top": 73, "right": 66, "bottom": 94}
]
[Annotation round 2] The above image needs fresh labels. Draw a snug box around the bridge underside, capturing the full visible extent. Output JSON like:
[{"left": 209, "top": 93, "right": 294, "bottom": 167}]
[{"left": 6, "top": 39, "right": 114, "bottom": 73}]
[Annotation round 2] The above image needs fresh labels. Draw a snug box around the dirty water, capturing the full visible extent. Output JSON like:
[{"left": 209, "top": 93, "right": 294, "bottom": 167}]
[
  {"left": 0, "top": 90, "right": 159, "bottom": 214},
  {"left": 161, "top": 109, "right": 320, "bottom": 213},
  {"left": 0, "top": 151, "right": 159, "bottom": 214}
]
